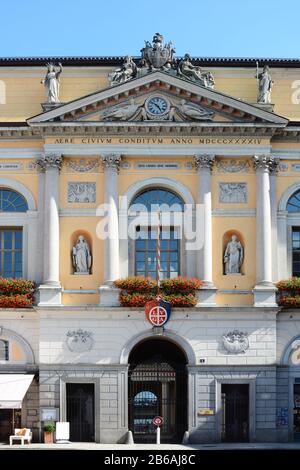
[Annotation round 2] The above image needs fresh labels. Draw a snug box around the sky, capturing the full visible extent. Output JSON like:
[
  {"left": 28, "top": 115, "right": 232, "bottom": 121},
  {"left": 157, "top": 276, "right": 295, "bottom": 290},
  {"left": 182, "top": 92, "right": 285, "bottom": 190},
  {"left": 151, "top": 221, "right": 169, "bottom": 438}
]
[{"left": 0, "top": 0, "right": 299, "bottom": 59}]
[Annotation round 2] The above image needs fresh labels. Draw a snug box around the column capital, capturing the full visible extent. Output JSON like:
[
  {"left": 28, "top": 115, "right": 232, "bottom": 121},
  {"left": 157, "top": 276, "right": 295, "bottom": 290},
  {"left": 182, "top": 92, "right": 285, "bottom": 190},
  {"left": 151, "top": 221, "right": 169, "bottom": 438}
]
[
  {"left": 36, "top": 153, "right": 63, "bottom": 171},
  {"left": 194, "top": 154, "right": 215, "bottom": 171},
  {"left": 253, "top": 154, "right": 279, "bottom": 173},
  {"left": 102, "top": 153, "right": 122, "bottom": 171}
]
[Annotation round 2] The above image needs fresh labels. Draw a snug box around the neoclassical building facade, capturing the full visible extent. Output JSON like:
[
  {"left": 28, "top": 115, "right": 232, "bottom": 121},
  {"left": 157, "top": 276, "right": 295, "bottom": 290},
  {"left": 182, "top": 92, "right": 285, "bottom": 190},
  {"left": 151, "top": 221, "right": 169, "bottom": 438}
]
[{"left": 1, "top": 34, "right": 300, "bottom": 443}]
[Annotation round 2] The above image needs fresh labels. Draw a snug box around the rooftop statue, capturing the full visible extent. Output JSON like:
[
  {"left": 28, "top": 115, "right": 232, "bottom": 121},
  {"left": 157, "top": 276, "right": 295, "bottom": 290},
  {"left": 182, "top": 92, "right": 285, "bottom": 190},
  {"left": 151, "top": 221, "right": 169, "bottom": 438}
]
[
  {"left": 108, "top": 56, "right": 137, "bottom": 86},
  {"left": 41, "top": 62, "right": 62, "bottom": 103},
  {"left": 140, "top": 32, "right": 175, "bottom": 71},
  {"left": 256, "top": 64, "right": 274, "bottom": 104},
  {"left": 178, "top": 54, "right": 215, "bottom": 89},
  {"left": 108, "top": 34, "right": 214, "bottom": 89}
]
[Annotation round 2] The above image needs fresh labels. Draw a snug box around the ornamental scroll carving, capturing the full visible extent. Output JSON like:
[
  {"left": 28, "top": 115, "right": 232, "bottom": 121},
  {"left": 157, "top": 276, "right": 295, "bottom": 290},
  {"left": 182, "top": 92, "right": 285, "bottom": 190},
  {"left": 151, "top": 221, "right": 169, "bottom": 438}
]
[
  {"left": 222, "top": 330, "right": 249, "bottom": 354},
  {"left": 66, "top": 329, "right": 93, "bottom": 352}
]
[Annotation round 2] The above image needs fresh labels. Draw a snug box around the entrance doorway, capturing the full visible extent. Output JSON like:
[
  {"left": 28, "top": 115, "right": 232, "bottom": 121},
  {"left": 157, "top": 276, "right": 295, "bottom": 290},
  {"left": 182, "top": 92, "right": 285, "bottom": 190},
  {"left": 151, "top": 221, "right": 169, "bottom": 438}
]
[
  {"left": 293, "top": 382, "right": 300, "bottom": 441},
  {"left": 221, "top": 384, "right": 249, "bottom": 442},
  {"left": 128, "top": 338, "right": 187, "bottom": 443},
  {"left": 0, "top": 409, "right": 21, "bottom": 442},
  {"left": 66, "top": 383, "right": 95, "bottom": 442}
]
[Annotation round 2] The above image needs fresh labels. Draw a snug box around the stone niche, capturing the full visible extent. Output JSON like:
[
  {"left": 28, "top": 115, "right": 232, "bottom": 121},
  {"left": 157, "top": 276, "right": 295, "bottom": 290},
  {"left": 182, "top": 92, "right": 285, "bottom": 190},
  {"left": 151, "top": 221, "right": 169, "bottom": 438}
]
[
  {"left": 70, "top": 230, "right": 93, "bottom": 275},
  {"left": 222, "top": 230, "right": 245, "bottom": 276}
]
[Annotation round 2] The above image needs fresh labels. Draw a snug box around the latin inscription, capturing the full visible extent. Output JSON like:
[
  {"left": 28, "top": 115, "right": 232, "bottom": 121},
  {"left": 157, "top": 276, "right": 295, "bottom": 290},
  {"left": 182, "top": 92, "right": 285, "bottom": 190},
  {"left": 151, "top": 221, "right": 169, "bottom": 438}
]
[{"left": 52, "top": 137, "right": 264, "bottom": 145}]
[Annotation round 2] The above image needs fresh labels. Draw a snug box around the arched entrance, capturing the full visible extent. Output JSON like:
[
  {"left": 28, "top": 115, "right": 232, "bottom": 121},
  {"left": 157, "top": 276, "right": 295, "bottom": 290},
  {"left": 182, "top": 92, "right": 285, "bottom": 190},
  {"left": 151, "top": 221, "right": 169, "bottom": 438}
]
[{"left": 128, "top": 338, "right": 187, "bottom": 443}]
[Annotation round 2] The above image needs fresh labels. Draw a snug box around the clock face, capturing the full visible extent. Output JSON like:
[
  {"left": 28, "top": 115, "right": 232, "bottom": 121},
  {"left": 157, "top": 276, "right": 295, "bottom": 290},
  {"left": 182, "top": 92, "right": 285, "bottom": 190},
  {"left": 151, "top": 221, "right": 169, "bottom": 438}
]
[{"left": 146, "top": 96, "right": 169, "bottom": 115}]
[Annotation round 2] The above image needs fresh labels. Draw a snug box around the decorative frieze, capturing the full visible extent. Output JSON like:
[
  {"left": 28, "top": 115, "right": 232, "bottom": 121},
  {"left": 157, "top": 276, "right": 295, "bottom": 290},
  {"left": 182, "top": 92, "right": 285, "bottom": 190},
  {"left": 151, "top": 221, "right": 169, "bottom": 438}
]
[
  {"left": 219, "top": 183, "right": 247, "bottom": 203},
  {"left": 279, "top": 163, "right": 289, "bottom": 172},
  {"left": 215, "top": 159, "right": 251, "bottom": 173},
  {"left": 102, "top": 154, "right": 122, "bottom": 171},
  {"left": 68, "top": 182, "right": 96, "bottom": 203},
  {"left": 65, "top": 158, "right": 100, "bottom": 173},
  {"left": 194, "top": 154, "right": 215, "bottom": 171},
  {"left": 222, "top": 330, "right": 249, "bottom": 354},
  {"left": 36, "top": 153, "right": 63, "bottom": 171},
  {"left": 66, "top": 329, "right": 93, "bottom": 352}
]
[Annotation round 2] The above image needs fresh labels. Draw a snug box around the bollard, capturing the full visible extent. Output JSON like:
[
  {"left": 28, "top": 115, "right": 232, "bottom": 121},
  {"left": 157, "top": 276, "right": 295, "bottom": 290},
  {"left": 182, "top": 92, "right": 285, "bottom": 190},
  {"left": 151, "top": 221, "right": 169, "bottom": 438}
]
[
  {"left": 125, "top": 430, "right": 134, "bottom": 444},
  {"left": 156, "top": 425, "right": 160, "bottom": 445}
]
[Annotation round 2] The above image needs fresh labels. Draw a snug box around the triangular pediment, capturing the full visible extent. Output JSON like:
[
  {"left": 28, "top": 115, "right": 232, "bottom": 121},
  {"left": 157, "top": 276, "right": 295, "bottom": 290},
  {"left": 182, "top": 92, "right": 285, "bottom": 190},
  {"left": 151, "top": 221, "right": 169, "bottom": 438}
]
[{"left": 27, "top": 71, "right": 288, "bottom": 126}]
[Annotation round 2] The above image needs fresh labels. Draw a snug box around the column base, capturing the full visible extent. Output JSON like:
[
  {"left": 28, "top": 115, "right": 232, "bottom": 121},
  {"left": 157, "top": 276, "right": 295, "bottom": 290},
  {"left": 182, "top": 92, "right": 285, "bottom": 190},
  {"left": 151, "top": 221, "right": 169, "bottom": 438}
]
[
  {"left": 253, "top": 284, "right": 278, "bottom": 307},
  {"left": 99, "top": 284, "right": 120, "bottom": 307},
  {"left": 38, "top": 284, "right": 62, "bottom": 306},
  {"left": 196, "top": 286, "right": 217, "bottom": 307}
]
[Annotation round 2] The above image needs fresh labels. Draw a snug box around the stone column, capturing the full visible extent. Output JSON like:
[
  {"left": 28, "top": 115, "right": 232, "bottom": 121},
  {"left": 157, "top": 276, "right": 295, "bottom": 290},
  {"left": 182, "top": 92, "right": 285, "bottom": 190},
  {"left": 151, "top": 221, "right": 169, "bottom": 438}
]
[
  {"left": 194, "top": 154, "right": 217, "bottom": 306},
  {"left": 270, "top": 158, "right": 280, "bottom": 281},
  {"left": 253, "top": 155, "right": 277, "bottom": 307},
  {"left": 37, "top": 153, "right": 63, "bottom": 306},
  {"left": 99, "top": 154, "right": 121, "bottom": 306}
]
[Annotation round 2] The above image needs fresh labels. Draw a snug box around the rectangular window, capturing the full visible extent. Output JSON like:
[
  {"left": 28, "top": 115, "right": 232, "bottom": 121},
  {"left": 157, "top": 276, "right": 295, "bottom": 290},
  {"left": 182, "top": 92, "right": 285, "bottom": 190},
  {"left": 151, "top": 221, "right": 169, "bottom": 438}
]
[
  {"left": 293, "top": 228, "right": 300, "bottom": 277},
  {"left": 0, "top": 228, "right": 23, "bottom": 278},
  {"left": 0, "top": 340, "right": 9, "bottom": 361},
  {"left": 135, "top": 227, "right": 180, "bottom": 279}
]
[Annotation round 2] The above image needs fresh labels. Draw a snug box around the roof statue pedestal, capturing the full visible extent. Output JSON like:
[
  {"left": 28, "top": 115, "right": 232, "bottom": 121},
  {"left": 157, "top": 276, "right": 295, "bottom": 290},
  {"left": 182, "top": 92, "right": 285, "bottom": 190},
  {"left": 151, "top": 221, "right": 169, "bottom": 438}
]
[
  {"left": 253, "top": 102, "right": 274, "bottom": 113},
  {"left": 41, "top": 102, "right": 65, "bottom": 112}
]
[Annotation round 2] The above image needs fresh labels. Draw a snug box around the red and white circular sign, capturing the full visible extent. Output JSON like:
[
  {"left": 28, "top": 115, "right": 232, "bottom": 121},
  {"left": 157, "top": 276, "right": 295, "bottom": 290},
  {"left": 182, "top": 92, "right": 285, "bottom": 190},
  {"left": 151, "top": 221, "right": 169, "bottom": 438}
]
[
  {"left": 149, "top": 306, "right": 168, "bottom": 326},
  {"left": 153, "top": 416, "right": 164, "bottom": 426}
]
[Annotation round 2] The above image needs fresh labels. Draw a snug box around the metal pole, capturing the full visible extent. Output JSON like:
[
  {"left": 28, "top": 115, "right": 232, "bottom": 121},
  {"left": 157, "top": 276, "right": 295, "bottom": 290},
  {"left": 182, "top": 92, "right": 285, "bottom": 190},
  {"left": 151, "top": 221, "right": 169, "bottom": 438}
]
[
  {"left": 156, "top": 425, "right": 160, "bottom": 444},
  {"left": 156, "top": 211, "right": 161, "bottom": 299}
]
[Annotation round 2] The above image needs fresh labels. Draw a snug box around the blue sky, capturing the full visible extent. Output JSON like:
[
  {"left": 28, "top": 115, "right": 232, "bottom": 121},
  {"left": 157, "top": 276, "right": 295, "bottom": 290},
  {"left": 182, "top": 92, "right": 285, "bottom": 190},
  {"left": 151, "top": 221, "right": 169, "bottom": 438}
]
[{"left": 0, "top": 0, "right": 299, "bottom": 58}]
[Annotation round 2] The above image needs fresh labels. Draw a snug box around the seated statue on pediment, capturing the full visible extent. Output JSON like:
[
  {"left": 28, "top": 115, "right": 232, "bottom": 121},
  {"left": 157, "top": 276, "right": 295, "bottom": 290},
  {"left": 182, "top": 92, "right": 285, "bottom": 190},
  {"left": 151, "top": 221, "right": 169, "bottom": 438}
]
[
  {"left": 108, "top": 56, "right": 137, "bottom": 86},
  {"left": 177, "top": 54, "right": 214, "bottom": 89}
]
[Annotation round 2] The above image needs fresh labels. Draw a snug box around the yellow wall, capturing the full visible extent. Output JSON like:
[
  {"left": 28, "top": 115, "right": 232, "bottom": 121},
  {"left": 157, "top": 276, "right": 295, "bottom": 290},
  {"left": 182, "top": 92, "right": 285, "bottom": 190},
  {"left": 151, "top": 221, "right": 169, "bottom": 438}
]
[{"left": 0, "top": 66, "right": 300, "bottom": 121}]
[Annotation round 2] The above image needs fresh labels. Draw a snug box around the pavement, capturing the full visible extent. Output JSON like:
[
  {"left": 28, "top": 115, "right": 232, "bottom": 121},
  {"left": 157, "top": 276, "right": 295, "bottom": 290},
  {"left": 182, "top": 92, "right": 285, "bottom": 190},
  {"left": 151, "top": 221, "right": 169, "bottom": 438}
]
[{"left": 0, "top": 442, "right": 300, "bottom": 450}]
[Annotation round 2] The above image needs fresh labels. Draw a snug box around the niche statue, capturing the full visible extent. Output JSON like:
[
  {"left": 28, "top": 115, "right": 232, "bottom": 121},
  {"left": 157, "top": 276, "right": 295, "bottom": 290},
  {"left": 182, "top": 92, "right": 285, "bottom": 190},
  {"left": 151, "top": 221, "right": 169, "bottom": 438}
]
[
  {"left": 72, "top": 236, "right": 92, "bottom": 274},
  {"left": 224, "top": 235, "right": 243, "bottom": 275}
]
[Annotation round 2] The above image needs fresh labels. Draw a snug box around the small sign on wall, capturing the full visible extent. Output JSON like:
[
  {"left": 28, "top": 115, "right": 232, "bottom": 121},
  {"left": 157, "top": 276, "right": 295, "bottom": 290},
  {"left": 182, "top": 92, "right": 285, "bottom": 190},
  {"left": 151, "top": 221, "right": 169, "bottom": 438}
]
[
  {"left": 198, "top": 408, "right": 214, "bottom": 416},
  {"left": 41, "top": 408, "right": 59, "bottom": 421}
]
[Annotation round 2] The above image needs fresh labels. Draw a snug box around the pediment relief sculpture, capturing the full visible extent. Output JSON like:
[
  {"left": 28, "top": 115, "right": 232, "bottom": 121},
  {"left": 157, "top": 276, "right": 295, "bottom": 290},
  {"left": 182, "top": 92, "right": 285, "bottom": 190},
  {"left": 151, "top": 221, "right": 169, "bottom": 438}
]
[
  {"left": 108, "top": 32, "right": 215, "bottom": 90},
  {"left": 101, "top": 95, "right": 215, "bottom": 122}
]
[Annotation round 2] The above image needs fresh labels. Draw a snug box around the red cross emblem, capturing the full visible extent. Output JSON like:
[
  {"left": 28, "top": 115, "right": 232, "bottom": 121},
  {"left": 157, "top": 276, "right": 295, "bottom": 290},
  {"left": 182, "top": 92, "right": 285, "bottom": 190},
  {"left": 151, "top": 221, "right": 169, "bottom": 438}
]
[{"left": 145, "top": 299, "right": 171, "bottom": 327}]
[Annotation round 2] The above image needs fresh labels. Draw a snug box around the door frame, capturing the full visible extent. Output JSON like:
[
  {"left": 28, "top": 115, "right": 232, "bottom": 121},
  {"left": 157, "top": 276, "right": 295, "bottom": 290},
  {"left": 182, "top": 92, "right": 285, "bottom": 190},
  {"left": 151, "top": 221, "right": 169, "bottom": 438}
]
[
  {"left": 215, "top": 378, "right": 256, "bottom": 442},
  {"left": 60, "top": 378, "right": 100, "bottom": 442}
]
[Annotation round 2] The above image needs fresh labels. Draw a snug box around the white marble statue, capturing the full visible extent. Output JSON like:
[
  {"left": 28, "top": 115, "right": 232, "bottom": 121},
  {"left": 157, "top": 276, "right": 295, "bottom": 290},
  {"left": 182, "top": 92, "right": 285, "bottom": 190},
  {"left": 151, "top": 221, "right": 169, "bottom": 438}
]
[
  {"left": 224, "top": 235, "right": 243, "bottom": 274},
  {"left": 256, "top": 65, "right": 274, "bottom": 104},
  {"left": 177, "top": 99, "right": 214, "bottom": 120},
  {"left": 72, "top": 236, "right": 92, "bottom": 274},
  {"left": 41, "top": 62, "right": 62, "bottom": 103}
]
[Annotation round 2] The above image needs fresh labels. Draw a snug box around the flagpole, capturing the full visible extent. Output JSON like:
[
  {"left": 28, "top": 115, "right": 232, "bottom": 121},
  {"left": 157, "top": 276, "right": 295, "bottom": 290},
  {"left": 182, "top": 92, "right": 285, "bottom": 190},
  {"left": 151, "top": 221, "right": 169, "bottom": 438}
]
[{"left": 157, "top": 211, "right": 161, "bottom": 300}]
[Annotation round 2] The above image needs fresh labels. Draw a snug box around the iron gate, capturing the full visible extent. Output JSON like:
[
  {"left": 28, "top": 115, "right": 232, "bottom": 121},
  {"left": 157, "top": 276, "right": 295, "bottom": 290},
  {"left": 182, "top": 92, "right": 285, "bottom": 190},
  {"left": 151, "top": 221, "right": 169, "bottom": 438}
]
[
  {"left": 221, "top": 384, "right": 249, "bottom": 442},
  {"left": 66, "top": 383, "right": 95, "bottom": 442},
  {"left": 128, "top": 358, "right": 187, "bottom": 443}
]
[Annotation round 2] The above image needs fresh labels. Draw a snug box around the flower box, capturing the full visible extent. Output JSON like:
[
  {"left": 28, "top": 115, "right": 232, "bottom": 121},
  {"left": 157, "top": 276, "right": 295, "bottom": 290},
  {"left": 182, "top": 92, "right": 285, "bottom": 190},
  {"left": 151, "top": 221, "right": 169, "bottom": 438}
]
[
  {"left": 114, "top": 276, "right": 202, "bottom": 308},
  {"left": 0, "top": 278, "right": 35, "bottom": 308}
]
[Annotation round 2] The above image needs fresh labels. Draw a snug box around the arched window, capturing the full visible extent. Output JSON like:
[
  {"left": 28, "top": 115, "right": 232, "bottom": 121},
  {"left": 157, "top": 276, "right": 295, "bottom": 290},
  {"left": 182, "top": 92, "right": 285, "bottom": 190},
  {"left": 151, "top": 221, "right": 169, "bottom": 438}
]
[
  {"left": 0, "top": 339, "right": 8, "bottom": 361},
  {"left": 131, "top": 188, "right": 182, "bottom": 279},
  {"left": 0, "top": 189, "right": 28, "bottom": 212},
  {"left": 130, "top": 188, "right": 184, "bottom": 212},
  {"left": 287, "top": 190, "right": 300, "bottom": 213}
]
